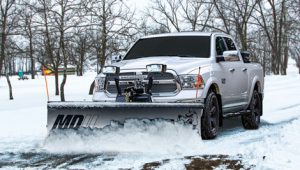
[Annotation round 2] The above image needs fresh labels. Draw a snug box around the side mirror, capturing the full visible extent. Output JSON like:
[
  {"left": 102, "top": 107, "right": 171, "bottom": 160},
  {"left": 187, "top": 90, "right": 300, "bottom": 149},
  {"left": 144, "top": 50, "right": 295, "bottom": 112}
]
[
  {"left": 241, "top": 51, "right": 251, "bottom": 63},
  {"left": 223, "top": 50, "right": 240, "bottom": 62},
  {"left": 111, "top": 55, "right": 123, "bottom": 63},
  {"left": 216, "top": 50, "right": 240, "bottom": 63}
]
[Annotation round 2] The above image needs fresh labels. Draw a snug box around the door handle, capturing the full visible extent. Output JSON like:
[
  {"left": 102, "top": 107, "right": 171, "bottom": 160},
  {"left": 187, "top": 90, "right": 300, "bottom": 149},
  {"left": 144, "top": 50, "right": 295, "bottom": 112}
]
[
  {"left": 229, "top": 68, "right": 235, "bottom": 72},
  {"left": 242, "top": 68, "right": 248, "bottom": 72}
]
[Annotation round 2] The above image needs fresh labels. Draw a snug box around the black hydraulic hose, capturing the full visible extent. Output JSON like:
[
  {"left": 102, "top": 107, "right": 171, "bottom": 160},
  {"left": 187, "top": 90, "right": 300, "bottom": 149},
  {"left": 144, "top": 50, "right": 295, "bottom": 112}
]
[{"left": 147, "top": 76, "right": 153, "bottom": 94}]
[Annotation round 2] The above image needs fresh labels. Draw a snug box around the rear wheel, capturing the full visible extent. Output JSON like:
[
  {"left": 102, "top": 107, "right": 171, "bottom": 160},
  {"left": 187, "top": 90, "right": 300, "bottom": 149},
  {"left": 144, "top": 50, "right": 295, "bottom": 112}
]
[
  {"left": 242, "top": 90, "right": 262, "bottom": 129},
  {"left": 201, "top": 91, "right": 220, "bottom": 139}
]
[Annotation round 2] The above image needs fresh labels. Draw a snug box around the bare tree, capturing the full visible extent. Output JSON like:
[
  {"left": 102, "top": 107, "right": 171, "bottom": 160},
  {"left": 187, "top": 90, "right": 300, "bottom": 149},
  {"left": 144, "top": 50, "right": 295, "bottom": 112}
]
[
  {"left": 0, "top": 0, "right": 20, "bottom": 100},
  {"left": 254, "top": 0, "right": 291, "bottom": 75},
  {"left": 35, "top": 0, "right": 62, "bottom": 95},
  {"left": 137, "top": 17, "right": 169, "bottom": 37},
  {"left": 69, "top": 27, "right": 92, "bottom": 76},
  {"left": 291, "top": 47, "right": 300, "bottom": 73},
  {"left": 85, "top": 0, "right": 136, "bottom": 94},
  {"left": 210, "top": 0, "right": 259, "bottom": 50},
  {"left": 288, "top": 0, "right": 300, "bottom": 73},
  {"left": 147, "top": 0, "right": 213, "bottom": 32},
  {"left": 86, "top": 0, "right": 135, "bottom": 71},
  {"left": 20, "top": 1, "right": 37, "bottom": 79},
  {"left": 51, "top": 0, "right": 82, "bottom": 101},
  {"left": 180, "top": 0, "right": 213, "bottom": 31},
  {"left": 148, "top": 0, "right": 181, "bottom": 32}
]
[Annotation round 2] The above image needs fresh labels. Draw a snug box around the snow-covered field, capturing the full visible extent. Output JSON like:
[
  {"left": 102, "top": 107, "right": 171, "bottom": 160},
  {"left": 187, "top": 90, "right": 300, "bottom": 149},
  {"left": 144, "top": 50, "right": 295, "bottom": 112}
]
[{"left": 0, "top": 62, "right": 300, "bottom": 170}]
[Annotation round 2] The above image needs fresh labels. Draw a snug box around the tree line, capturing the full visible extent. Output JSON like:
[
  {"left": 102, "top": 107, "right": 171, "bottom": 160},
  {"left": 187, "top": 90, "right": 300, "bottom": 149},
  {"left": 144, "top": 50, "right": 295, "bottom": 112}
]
[{"left": 0, "top": 0, "right": 299, "bottom": 100}]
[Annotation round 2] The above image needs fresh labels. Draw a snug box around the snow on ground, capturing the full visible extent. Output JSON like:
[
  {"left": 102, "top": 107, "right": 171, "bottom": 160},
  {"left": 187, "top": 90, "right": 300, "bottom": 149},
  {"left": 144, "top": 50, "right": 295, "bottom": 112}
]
[{"left": 0, "top": 62, "right": 300, "bottom": 169}]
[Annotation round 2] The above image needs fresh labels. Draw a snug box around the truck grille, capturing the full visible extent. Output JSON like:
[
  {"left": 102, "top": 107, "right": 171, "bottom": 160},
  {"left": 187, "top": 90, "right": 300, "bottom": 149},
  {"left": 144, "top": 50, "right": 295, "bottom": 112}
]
[{"left": 105, "top": 72, "right": 179, "bottom": 95}]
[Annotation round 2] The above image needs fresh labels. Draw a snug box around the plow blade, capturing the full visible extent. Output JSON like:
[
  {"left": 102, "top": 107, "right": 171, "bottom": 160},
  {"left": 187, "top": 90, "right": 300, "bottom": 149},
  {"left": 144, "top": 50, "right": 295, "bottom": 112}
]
[{"left": 47, "top": 102, "right": 203, "bottom": 133}]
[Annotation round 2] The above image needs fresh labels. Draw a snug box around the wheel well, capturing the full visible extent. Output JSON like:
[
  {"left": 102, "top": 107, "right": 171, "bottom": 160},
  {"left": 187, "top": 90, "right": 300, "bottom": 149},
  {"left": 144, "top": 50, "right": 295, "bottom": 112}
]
[
  {"left": 209, "top": 83, "right": 220, "bottom": 94},
  {"left": 254, "top": 81, "right": 263, "bottom": 116},
  {"left": 254, "top": 81, "right": 261, "bottom": 93},
  {"left": 208, "top": 84, "right": 223, "bottom": 127}
]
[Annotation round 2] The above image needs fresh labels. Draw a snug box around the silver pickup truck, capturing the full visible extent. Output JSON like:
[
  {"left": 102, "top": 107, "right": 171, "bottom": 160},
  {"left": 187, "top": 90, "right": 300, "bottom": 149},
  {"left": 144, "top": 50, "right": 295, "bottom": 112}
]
[{"left": 91, "top": 32, "right": 264, "bottom": 139}]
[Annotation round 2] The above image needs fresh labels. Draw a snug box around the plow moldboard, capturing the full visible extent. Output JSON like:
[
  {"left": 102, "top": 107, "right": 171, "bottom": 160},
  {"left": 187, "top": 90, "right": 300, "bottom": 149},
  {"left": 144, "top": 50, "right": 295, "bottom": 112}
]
[{"left": 47, "top": 102, "right": 204, "bottom": 132}]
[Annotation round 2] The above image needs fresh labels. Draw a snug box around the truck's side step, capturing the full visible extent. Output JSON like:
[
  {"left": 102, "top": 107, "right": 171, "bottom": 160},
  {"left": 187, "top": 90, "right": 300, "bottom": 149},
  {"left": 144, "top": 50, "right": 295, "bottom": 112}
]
[{"left": 223, "top": 110, "right": 252, "bottom": 118}]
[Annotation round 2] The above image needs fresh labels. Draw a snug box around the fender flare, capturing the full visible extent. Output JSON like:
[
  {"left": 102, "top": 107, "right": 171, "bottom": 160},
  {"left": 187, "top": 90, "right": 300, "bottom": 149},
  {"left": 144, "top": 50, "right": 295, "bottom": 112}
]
[
  {"left": 247, "top": 76, "right": 262, "bottom": 108},
  {"left": 201, "top": 77, "right": 221, "bottom": 98},
  {"left": 201, "top": 77, "right": 223, "bottom": 126}
]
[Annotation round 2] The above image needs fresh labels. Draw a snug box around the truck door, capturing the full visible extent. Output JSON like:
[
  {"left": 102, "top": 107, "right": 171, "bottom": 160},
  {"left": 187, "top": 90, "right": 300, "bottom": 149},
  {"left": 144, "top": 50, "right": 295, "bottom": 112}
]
[
  {"left": 215, "top": 37, "right": 237, "bottom": 107},
  {"left": 223, "top": 37, "right": 249, "bottom": 106}
]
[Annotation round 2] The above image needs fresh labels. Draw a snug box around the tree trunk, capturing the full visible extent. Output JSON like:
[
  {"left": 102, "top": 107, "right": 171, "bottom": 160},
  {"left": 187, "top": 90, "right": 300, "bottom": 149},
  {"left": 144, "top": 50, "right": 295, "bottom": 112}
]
[
  {"left": 263, "top": 48, "right": 266, "bottom": 77},
  {"left": 271, "top": 52, "right": 277, "bottom": 74},
  {"left": 79, "top": 54, "right": 84, "bottom": 76},
  {"left": 79, "top": 67, "right": 83, "bottom": 76},
  {"left": 0, "top": 38, "right": 4, "bottom": 75},
  {"left": 30, "top": 57, "right": 35, "bottom": 79},
  {"left": 296, "top": 59, "right": 300, "bottom": 74},
  {"left": 281, "top": 44, "right": 288, "bottom": 75},
  {"left": 76, "top": 65, "right": 80, "bottom": 76},
  {"left": 60, "top": 71, "right": 67, "bottom": 101},
  {"left": 8, "top": 60, "right": 12, "bottom": 75},
  {"left": 76, "top": 58, "right": 83, "bottom": 76},
  {"left": 6, "top": 74, "right": 13, "bottom": 100},
  {"left": 0, "top": 59, "right": 3, "bottom": 75},
  {"left": 54, "top": 69, "right": 59, "bottom": 95},
  {"left": 59, "top": 46, "right": 67, "bottom": 101},
  {"left": 29, "top": 37, "right": 35, "bottom": 79}
]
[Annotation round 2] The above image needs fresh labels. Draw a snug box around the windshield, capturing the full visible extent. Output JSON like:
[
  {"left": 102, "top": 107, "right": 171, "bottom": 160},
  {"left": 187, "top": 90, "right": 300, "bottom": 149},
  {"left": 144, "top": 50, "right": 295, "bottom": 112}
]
[{"left": 124, "top": 36, "right": 211, "bottom": 60}]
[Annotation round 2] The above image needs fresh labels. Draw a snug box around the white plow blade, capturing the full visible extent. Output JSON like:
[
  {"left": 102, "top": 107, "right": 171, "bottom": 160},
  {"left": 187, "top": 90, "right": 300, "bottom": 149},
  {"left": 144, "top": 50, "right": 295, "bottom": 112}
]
[{"left": 47, "top": 102, "right": 203, "bottom": 134}]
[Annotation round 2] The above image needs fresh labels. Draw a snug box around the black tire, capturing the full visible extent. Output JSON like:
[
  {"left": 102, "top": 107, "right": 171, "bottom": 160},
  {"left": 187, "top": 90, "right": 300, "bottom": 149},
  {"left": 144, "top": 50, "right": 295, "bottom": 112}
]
[
  {"left": 242, "top": 90, "right": 262, "bottom": 129},
  {"left": 201, "top": 91, "right": 220, "bottom": 139}
]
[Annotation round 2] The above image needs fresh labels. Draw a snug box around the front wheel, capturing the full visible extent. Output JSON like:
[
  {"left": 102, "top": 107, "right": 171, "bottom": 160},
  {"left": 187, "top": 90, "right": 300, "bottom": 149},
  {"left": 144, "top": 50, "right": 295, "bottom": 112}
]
[
  {"left": 201, "top": 91, "right": 220, "bottom": 139},
  {"left": 242, "top": 90, "right": 262, "bottom": 129}
]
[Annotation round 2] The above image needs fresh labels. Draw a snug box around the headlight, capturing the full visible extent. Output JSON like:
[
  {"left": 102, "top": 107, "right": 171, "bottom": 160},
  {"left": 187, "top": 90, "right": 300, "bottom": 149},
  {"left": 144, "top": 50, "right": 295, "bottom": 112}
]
[
  {"left": 95, "top": 75, "right": 106, "bottom": 92},
  {"left": 179, "top": 74, "right": 204, "bottom": 89},
  {"left": 103, "top": 66, "right": 120, "bottom": 74},
  {"left": 146, "top": 64, "right": 167, "bottom": 72}
]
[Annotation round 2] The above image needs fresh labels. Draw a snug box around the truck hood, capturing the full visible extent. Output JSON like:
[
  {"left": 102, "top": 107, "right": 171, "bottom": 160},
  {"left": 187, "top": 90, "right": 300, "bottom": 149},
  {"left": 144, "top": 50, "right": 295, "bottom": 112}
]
[{"left": 115, "top": 57, "right": 211, "bottom": 74}]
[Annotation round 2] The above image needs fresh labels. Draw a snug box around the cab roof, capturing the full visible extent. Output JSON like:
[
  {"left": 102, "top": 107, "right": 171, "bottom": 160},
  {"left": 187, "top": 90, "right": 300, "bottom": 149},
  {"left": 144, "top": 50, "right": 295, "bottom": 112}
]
[{"left": 141, "top": 32, "right": 225, "bottom": 39}]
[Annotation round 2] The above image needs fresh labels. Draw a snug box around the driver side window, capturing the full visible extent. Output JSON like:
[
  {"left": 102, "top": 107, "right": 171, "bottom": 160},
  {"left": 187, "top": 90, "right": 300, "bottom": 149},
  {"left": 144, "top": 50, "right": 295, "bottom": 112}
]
[
  {"left": 216, "top": 37, "right": 226, "bottom": 56},
  {"left": 224, "top": 37, "right": 237, "bottom": 50}
]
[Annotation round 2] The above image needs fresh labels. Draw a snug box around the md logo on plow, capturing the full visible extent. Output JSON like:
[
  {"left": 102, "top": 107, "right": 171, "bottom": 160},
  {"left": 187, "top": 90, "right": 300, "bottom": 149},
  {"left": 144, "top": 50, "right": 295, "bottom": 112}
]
[{"left": 52, "top": 115, "right": 84, "bottom": 129}]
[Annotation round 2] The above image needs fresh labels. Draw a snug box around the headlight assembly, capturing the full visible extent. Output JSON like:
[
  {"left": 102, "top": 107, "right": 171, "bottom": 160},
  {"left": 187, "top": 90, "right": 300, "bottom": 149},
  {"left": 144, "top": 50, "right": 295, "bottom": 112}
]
[
  {"left": 146, "top": 64, "right": 167, "bottom": 73},
  {"left": 179, "top": 74, "right": 204, "bottom": 89}
]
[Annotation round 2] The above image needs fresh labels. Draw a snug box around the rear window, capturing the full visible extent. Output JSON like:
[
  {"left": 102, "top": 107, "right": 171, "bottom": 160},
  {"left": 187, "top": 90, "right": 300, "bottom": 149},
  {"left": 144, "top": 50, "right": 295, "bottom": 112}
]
[{"left": 124, "top": 36, "right": 211, "bottom": 60}]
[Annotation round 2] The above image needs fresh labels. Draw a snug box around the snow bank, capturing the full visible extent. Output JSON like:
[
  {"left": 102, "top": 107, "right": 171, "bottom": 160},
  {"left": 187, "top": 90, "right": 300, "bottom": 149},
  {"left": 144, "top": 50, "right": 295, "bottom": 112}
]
[{"left": 44, "top": 120, "right": 203, "bottom": 155}]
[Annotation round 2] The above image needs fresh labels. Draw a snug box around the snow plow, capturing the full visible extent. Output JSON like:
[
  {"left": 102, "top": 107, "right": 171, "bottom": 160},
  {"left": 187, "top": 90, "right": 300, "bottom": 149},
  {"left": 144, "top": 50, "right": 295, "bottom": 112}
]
[
  {"left": 47, "top": 60, "right": 205, "bottom": 134},
  {"left": 47, "top": 102, "right": 203, "bottom": 132}
]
